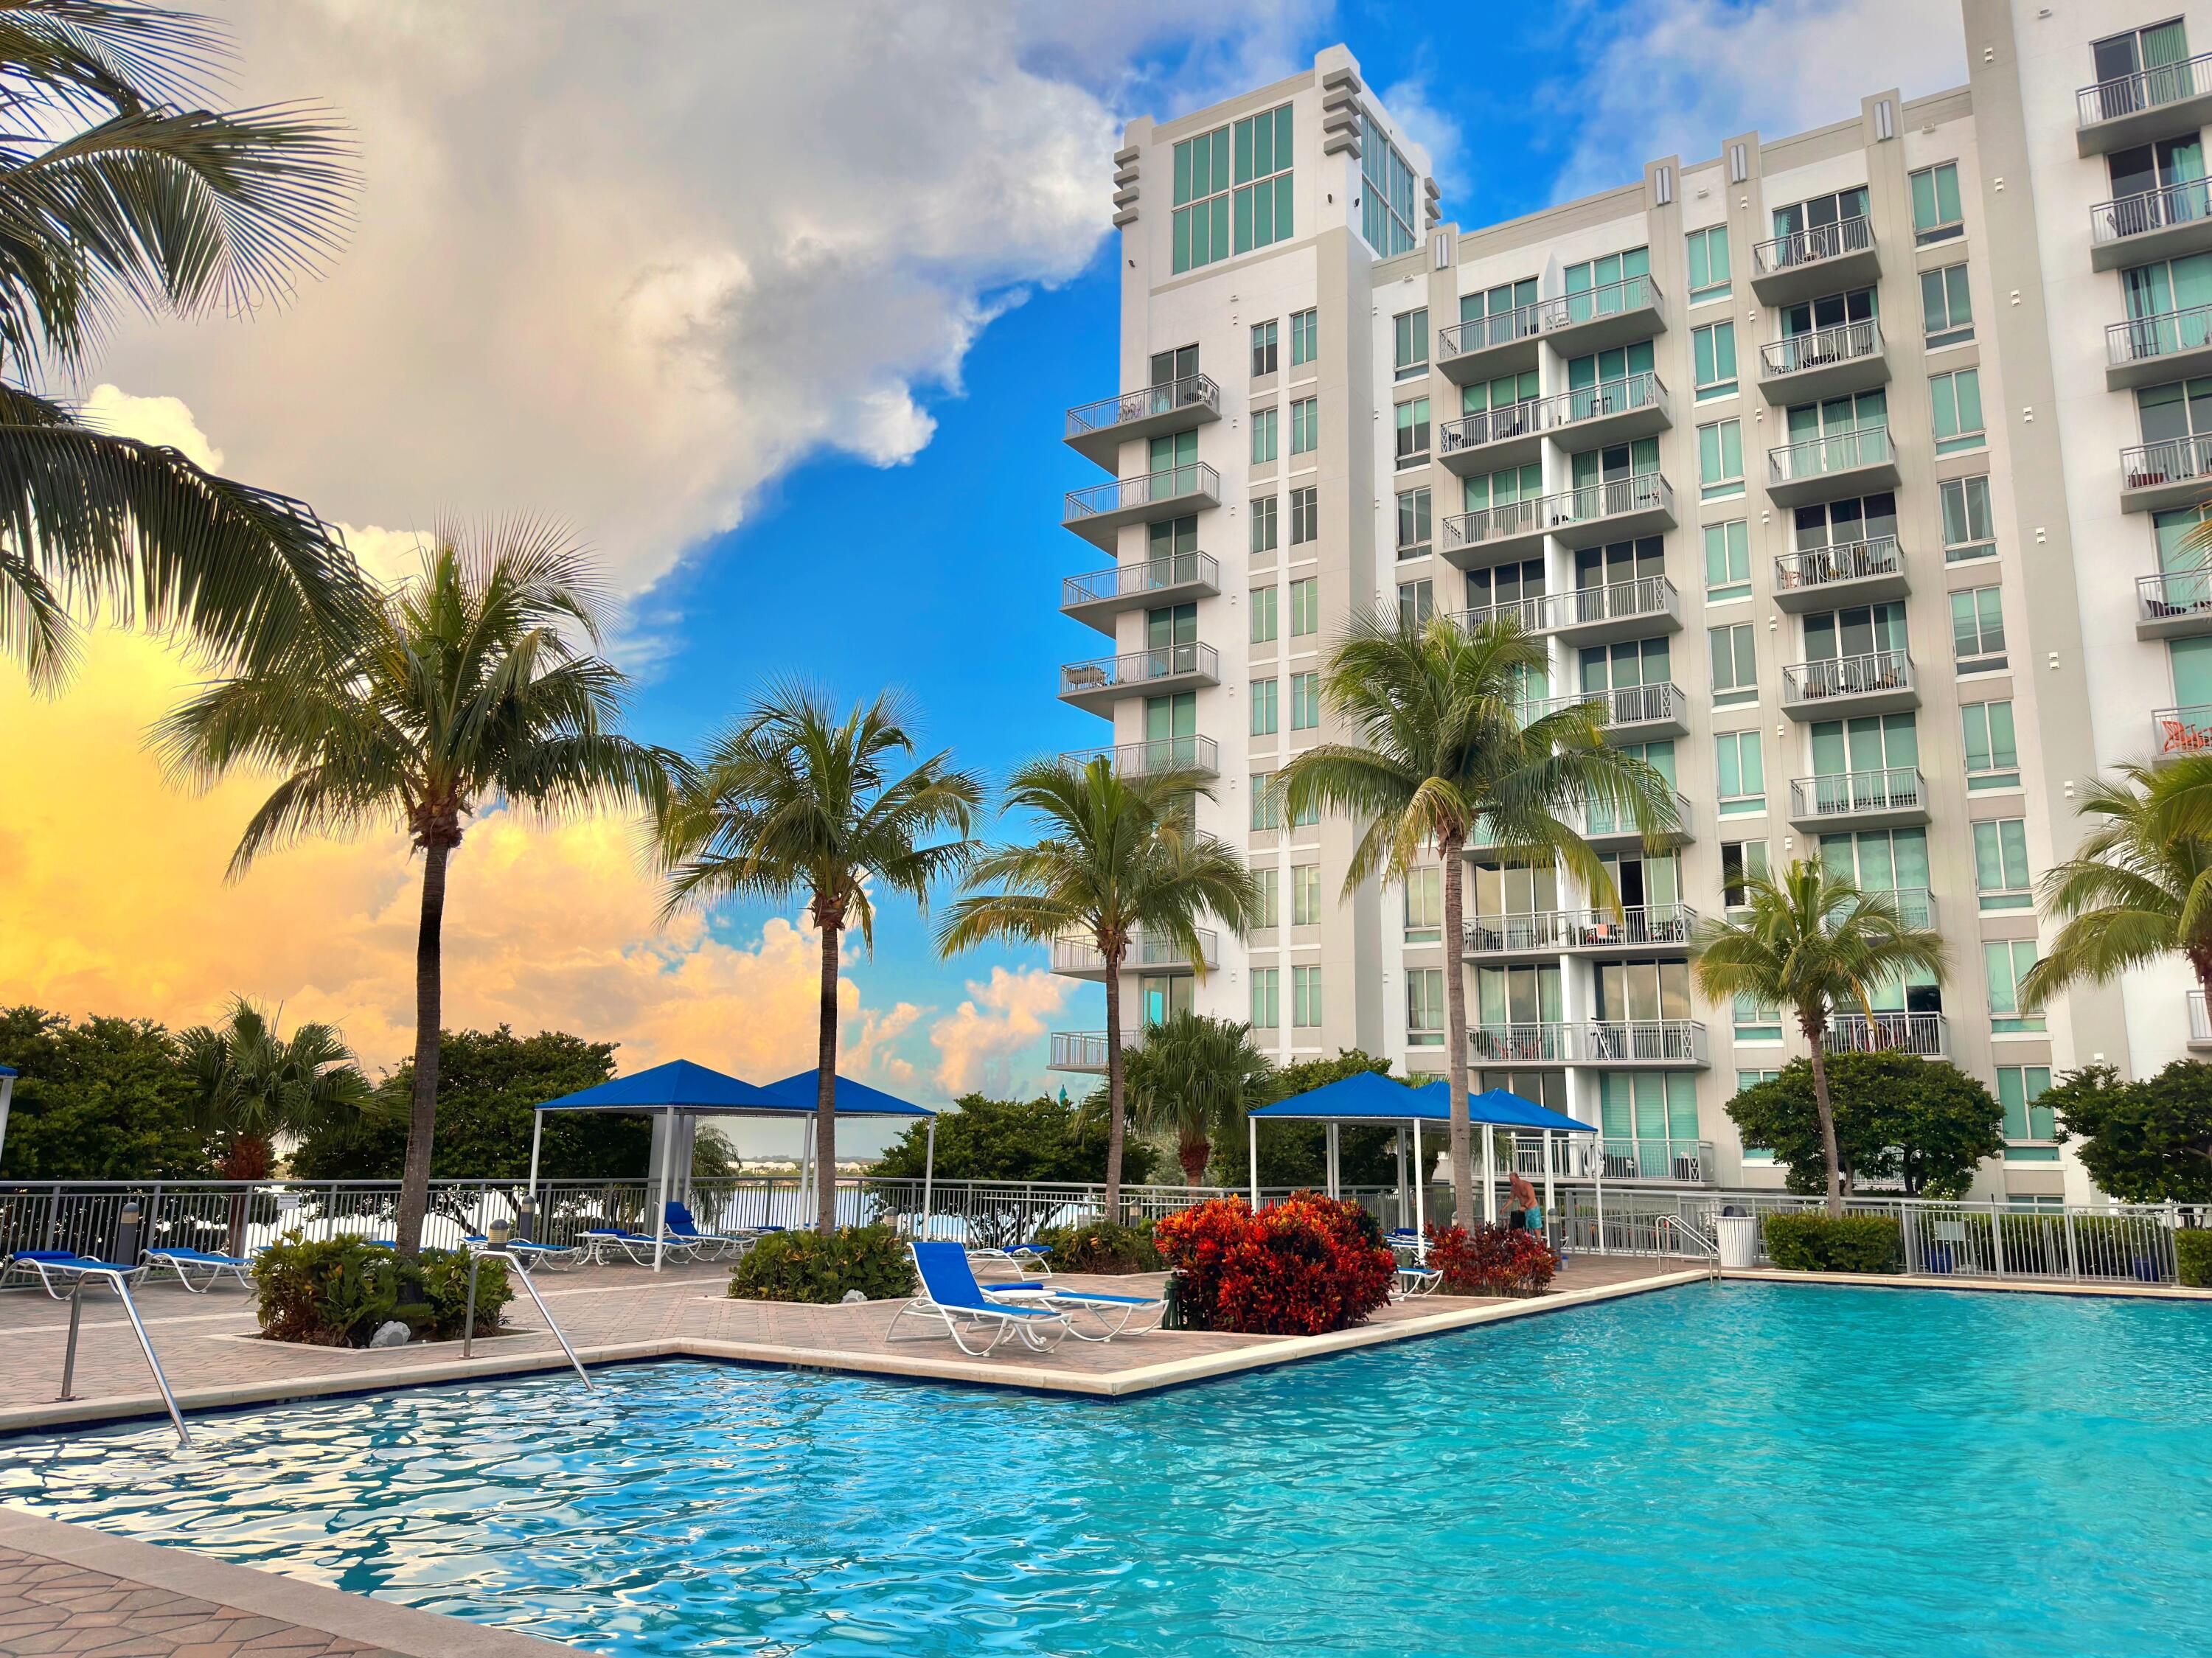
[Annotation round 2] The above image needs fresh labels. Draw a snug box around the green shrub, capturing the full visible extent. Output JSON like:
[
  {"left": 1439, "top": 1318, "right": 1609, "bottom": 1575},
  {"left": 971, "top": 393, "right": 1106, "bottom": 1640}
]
[
  {"left": 728, "top": 1225, "right": 917, "bottom": 1303},
  {"left": 2179, "top": 1229, "right": 2212, "bottom": 1288},
  {"left": 253, "top": 1234, "right": 510, "bottom": 1346},
  {"left": 1761, "top": 1213, "right": 1904, "bottom": 1274},
  {"left": 1032, "top": 1219, "right": 1160, "bottom": 1274}
]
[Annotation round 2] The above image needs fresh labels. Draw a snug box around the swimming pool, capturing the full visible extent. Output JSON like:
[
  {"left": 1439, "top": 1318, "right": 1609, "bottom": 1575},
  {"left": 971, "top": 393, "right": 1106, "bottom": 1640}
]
[{"left": 3, "top": 1283, "right": 2207, "bottom": 1655}]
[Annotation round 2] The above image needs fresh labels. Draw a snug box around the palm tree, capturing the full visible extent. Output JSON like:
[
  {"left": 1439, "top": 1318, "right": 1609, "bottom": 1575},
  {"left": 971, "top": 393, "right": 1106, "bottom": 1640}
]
[
  {"left": 154, "top": 520, "right": 683, "bottom": 1255},
  {"left": 657, "top": 684, "right": 981, "bottom": 1235},
  {"left": 0, "top": 1, "right": 362, "bottom": 689},
  {"left": 1121, "top": 1009, "right": 1272, "bottom": 1188},
  {"left": 2020, "top": 756, "right": 2212, "bottom": 1011},
  {"left": 179, "top": 995, "right": 371, "bottom": 1252},
  {"left": 1691, "top": 860, "right": 1948, "bottom": 1216},
  {"left": 1277, "top": 610, "right": 1678, "bottom": 1227},
  {"left": 937, "top": 756, "right": 1260, "bottom": 1220}
]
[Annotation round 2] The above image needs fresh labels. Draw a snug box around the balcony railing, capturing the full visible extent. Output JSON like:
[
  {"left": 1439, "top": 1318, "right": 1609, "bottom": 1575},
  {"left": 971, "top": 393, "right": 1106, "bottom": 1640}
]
[
  {"left": 1435, "top": 276, "right": 1664, "bottom": 360},
  {"left": 1438, "top": 301, "right": 1548, "bottom": 361},
  {"left": 2140, "top": 566, "right": 2212, "bottom": 627},
  {"left": 1781, "top": 649, "right": 1914, "bottom": 705},
  {"left": 1455, "top": 596, "right": 1551, "bottom": 635},
  {"left": 1553, "top": 472, "right": 1674, "bottom": 528},
  {"left": 2107, "top": 304, "right": 2212, "bottom": 368},
  {"left": 1521, "top": 680, "right": 1690, "bottom": 733},
  {"left": 1063, "top": 461, "right": 1220, "bottom": 523},
  {"left": 1438, "top": 397, "right": 1543, "bottom": 457},
  {"left": 1571, "top": 790, "right": 1692, "bottom": 843},
  {"left": 1546, "top": 371, "right": 1669, "bottom": 431},
  {"left": 2079, "top": 52, "right": 2212, "bottom": 129},
  {"left": 1752, "top": 215, "right": 1874, "bottom": 276},
  {"left": 1774, "top": 534, "right": 1902, "bottom": 594},
  {"left": 2091, "top": 178, "right": 2212, "bottom": 247},
  {"left": 1470, "top": 1022, "right": 1573, "bottom": 1064},
  {"left": 1789, "top": 767, "right": 1925, "bottom": 820},
  {"left": 1466, "top": 903, "right": 1696, "bottom": 953},
  {"left": 1824, "top": 1011, "right": 1948, "bottom": 1057},
  {"left": 1457, "top": 576, "right": 1679, "bottom": 639},
  {"left": 1050, "top": 930, "right": 1219, "bottom": 975},
  {"left": 1058, "top": 641, "right": 1219, "bottom": 698},
  {"left": 1063, "top": 373, "right": 1220, "bottom": 442},
  {"left": 2153, "top": 702, "right": 2212, "bottom": 756},
  {"left": 2191, "top": 990, "right": 2212, "bottom": 1047},
  {"left": 1767, "top": 425, "right": 1893, "bottom": 485},
  {"left": 1060, "top": 735, "right": 1220, "bottom": 776},
  {"left": 1580, "top": 1019, "right": 1708, "bottom": 1066},
  {"left": 1596, "top": 1137, "right": 1716, "bottom": 1183},
  {"left": 2121, "top": 433, "right": 2212, "bottom": 492},
  {"left": 1061, "top": 552, "right": 1218, "bottom": 610},
  {"left": 1048, "top": 1031, "right": 1140, "bottom": 1072},
  {"left": 1442, "top": 495, "right": 1543, "bottom": 554},
  {"left": 1761, "top": 318, "right": 1882, "bottom": 377}
]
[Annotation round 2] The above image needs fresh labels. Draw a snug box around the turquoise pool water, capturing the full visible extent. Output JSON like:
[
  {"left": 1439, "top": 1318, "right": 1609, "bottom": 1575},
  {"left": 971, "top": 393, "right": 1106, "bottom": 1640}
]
[{"left": 3, "top": 1283, "right": 2208, "bottom": 1655}]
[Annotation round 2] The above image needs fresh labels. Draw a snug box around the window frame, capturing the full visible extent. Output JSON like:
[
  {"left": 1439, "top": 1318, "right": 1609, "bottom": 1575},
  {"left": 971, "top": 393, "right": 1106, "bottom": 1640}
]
[
  {"left": 1704, "top": 520, "right": 1751, "bottom": 602},
  {"left": 1940, "top": 474, "right": 1995, "bottom": 562},
  {"left": 1699, "top": 417, "right": 1745, "bottom": 499},
  {"left": 1716, "top": 730, "right": 1766, "bottom": 815},
  {"left": 1250, "top": 677, "right": 1279, "bottom": 736},
  {"left": 1920, "top": 263, "right": 1975, "bottom": 348},
  {"left": 1250, "top": 585, "right": 1278, "bottom": 644},
  {"left": 1973, "top": 817, "right": 2034, "bottom": 910},
  {"left": 1289, "top": 669, "right": 1321, "bottom": 731},
  {"left": 1251, "top": 405, "right": 1279, "bottom": 464},
  {"left": 1251, "top": 494, "right": 1279, "bottom": 554},
  {"left": 1290, "top": 308, "right": 1318, "bottom": 367},
  {"left": 1692, "top": 319, "right": 1739, "bottom": 400},
  {"left": 1397, "top": 486, "right": 1431, "bottom": 557},
  {"left": 1709, "top": 621, "right": 1759, "bottom": 706},
  {"left": 1288, "top": 577, "right": 1319, "bottom": 637},
  {"left": 1951, "top": 584, "right": 2008, "bottom": 672},
  {"left": 1290, "top": 486, "right": 1318, "bottom": 545},
  {"left": 1251, "top": 320, "right": 1279, "bottom": 378},
  {"left": 1686, "top": 224, "right": 1731, "bottom": 303},
  {"left": 1910, "top": 161, "right": 1965, "bottom": 245},
  {"left": 1961, "top": 698, "right": 2021, "bottom": 790},
  {"left": 1930, "top": 366, "right": 1986, "bottom": 455}
]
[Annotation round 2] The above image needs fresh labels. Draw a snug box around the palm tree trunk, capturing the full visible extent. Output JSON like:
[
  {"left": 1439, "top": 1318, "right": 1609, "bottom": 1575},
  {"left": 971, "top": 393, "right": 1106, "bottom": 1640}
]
[
  {"left": 1102, "top": 950, "right": 1127, "bottom": 1222},
  {"left": 1801, "top": 1010, "right": 1845, "bottom": 1219},
  {"left": 1439, "top": 831, "right": 1474, "bottom": 1225},
  {"left": 395, "top": 840, "right": 451, "bottom": 1257},
  {"left": 814, "top": 914, "right": 841, "bottom": 1237},
  {"left": 218, "top": 1135, "right": 271, "bottom": 1258},
  {"left": 1180, "top": 1134, "right": 1208, "bottom": 1188}
]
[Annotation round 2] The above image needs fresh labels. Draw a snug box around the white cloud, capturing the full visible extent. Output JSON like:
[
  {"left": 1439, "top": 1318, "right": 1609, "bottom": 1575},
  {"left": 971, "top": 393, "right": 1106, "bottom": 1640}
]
[
  {"left": 1543, "top": 0, "right": 1967, "bottom": 198},
  {"left": 82, "top": 385, "right": 224, "bottom": 472},
  {"left": 929, "top": 966, "right": 1072, "bottom": 1097}
]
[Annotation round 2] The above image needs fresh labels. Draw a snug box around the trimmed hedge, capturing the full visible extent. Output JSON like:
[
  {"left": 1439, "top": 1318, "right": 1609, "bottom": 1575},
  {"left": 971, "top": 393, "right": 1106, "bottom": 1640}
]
[
  {"left": 728, "top": 1224, "right": 917, "bottom": 1304},
  {"left": 1761, "top": 1213, "right": 1904, "bottom": 1275},
  {"left": 254, "top": 1233, "right": 509, "bottom": 1347},
  {"left": 1032, "top": 1219, "right": 1160, "bottom": 1274},
  {"left": 2179, "top": 1229, "right": 2212, "bottom": 1289}
]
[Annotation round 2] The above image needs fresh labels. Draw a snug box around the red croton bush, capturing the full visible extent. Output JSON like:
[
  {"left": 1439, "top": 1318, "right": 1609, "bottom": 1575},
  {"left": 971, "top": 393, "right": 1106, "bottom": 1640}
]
[
  {"left": 1153, "top": 1192, "right": 1396, "bottom": 1335},
  {"left": 1424, "top": 1222, "right": 1559, "bottom": 1298}
]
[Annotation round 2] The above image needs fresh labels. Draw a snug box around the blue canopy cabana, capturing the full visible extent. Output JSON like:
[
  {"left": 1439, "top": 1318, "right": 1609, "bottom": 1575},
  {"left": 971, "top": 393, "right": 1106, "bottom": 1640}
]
[
  {"left": 531, "top": 1060, "right": 936, "bottom": 1267},
  {"left": 1248, "top": 1076, "right": 1597, "bottom": 1233}
]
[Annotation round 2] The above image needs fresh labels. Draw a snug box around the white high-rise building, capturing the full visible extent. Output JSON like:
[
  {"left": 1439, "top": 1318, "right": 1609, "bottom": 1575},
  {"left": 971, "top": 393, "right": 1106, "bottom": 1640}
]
[{"left": 1048, "top": 3, "right": 2212, "bottom": 1204}]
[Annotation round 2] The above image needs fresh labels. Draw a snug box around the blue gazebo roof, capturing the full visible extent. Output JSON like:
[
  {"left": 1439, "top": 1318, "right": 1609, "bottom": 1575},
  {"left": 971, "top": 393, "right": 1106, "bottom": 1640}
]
[
  {"left": 762, "top": 1070, "right": 933, "bottom": 1119},
  {"left": 535, "top": 1059, "right": 801, "bottom": 1115},
  {"left": 1249, "top": 1073, "right": 1593, "bottom": 1134}
]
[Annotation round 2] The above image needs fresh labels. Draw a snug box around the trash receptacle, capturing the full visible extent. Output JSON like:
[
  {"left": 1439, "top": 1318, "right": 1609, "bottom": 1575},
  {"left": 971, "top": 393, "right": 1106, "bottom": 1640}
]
[{"left": 1717, "top": 1213, "right": 1758, "bottom": 1269}]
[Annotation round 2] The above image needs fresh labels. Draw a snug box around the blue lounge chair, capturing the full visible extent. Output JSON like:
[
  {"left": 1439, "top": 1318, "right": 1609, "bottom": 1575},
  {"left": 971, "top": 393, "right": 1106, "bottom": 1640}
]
[
  {"left": 5, "top": 1250, "right": 147, "bottom": 1300},
  {"left": 664, "top": 1202, "right": 765, "bottom": 1261},
  {"left": 888, "top": 1241, "right": 1076, "bottom": 1356},
  {"left": 984, "top": 1278, "right": 1164, "bottom": 1341},
  {"left": 461, "top": 1233, "right": 585, "bottom": 1272},
  {"left": 580, "top": 1226, "right": 700, "bottom": 1266},
  {"left": 143, "top": 1246, "right": 254, "bottom": 1293}
]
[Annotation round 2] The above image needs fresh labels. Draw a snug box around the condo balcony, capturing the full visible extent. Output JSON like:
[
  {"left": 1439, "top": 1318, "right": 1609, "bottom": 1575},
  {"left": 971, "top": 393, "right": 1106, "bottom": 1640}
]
[
  {"left": 1048, "top": 1030, "right": 1139, "bottom": 1073},
  {"left": 1060, "top": 551, "right": 1220, "bottom": 633},
  {"left": 1059, "top": 734, "right": 1220, "bottom": 779},
  {"left": 1439, "top": 495, "right": 1550, "bottom": 568},
  {"left": 1787, "top": 767, "right": 1930, "bottom": 832},
  {"left": 1435, "top": 274, "right": 1666, "bottom": 383},
  {"left": 1758, "top": 319, "right": 1888, "bottom": 405},
  {"left": 2138, "top": 568, "right": 2212, "bottom": 639},
  {"left": 2152, "top": 702, "right": 2212, "bottom": 758},
  {"left": 1565, "top": 791, "right": 1694, "bottom": 851},
  {"left": 1469, "top": 1021, "right": 1573, "bottom": 1065},
  {"left": 1764, "top": 426, "right": 1898, "bottom": 506},
  {"left": 1749, "top": 215, "right": 1878, "bottom": 306},
  {"left": 1779, "top": 649, "right": 1917, "bottom": 719},
  {"left": 2190, "top": 990, "right": 2212, "bottom": 1050},
  {"left": 1437, "top": 397, "right": 1545, "bottom": 473},
  {"left": 1521, "top": 681, "right": 1693, "bottom": 742},
  {"left": 2120, "top": 435, "right": 2212, "bottom": 514},
  {"left": 2090, "top": 178, "right": 2212, "bottom": 271},
  {"left": 1050, "top": 929, "right": 1218, "bottom": 980},
  {"left": 1057, "top": 641, "right": 1220, "bottom": 716},
  {"left": 1544, "top": 372, "right": 1673, "bottom": 448},
  {"left": 1823, "top": 1011, "right": 1949, "bottom": 1058},
  {"left": 1461, "top": 902, "right": 1697, "bottom": 958},
  {"left": 1062, "top": 461, "right": 1220, "bottom": 551},
  {"left": 1771, "top": 535, "right": 1907, "bottom": 611},
  {"left": 1062, "top": 373, "right": 1221, "bottom": 470},
  {"left": 1548, "top": 473, "right": 1678, "bottom": 549},
  {"left": 2105, "top": 304, "right": 2212, "bottom": 391},
  {"left": 2077, "top": 52, "right": 2212, "bottom": 159},
  {"left": 1456, "top": 576, "right": 1681, "bottom": 647},
  {"left": 1466, "top": 1020, "right": 1708, "bottom": 1069},
  {"left": 1594, "top": 1136, "right": 1717, "bottom": 1183}
]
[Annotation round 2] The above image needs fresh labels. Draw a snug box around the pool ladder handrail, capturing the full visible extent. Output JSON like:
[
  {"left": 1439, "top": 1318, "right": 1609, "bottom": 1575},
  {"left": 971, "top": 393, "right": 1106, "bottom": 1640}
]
[
  {"left": 55, "top": 1269, "right": 192, "bottom": 1453},
  {"left": 462, "top": 1247, "right": 594, "bottom": 1388},
  {"left": 1659, "top": 1213, "right": 1722, "bottom": 1283}
]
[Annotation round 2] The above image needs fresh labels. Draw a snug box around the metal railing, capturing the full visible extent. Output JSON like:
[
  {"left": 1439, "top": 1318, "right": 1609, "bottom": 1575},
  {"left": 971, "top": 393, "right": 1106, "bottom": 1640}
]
[
  {"left": 1442, "top": 495, "right": 1543, "bottom": 553},
  {"left": 1781, "top": 648, "right": 1914, "bottom": 705},
  {"left": 1063, "top": 372, "right": 1220, "bottom": 440},
  {"left": 1825, "top": 1011, "right": 1949, "bottom": 1056},
  {"left": 1767, "top": 425, "right": 1893, "bottom": 484},
  {"left": 1470, "top": 1021, "right": 1573, "bottom": 1063},
  {"left": 1437, "top": 302, "right": 1549, "bottom": 361},
  {"left": 1048, "top": 1030, "right": 1139, "bottom": 1070},
  {"left": 2079, "top": 51, "right": 2212, "bottom": 128},
  {"left": 1571, "top": 790, "right": 1692, "bottom": 842},
  {"left": 2140, "top": 566, "right": 2212, "bottom": 625},
  {"left": 1752, "top": 214, "right": 1874, "bottom": 276},
  {"left": 1551, "top": 472, "right": 1674, "bottom": 529},
  {"left": 1058, "top": 641, "right": 1218, "bottom": 698},
  {"left": 1520, "top": 680, "right": 1690, "bottom": 733},
  {"left": 1050, "top": 929, "right": 1219, "bottom": 975},
  {"left": 2108, "top": 303, "right": 2212, "bottom": 367},
  {"left": 1761, "top": 318, "right": 1882, "bottom": 377},
  {"left": 1456, "top": 576, "right": 1678, "bottom": 638},
  {"left": 1435, "top": 275, "right": 1664, "bottom": 360},
  {"left": 1463, "top": 901, "right": 1697, "bottom": 954},
  {"left": 2155, "top": 702, "right": 2212, "bottom": 756},
  {"left": 1059, "top": 735, "right": 1219, "bottom": 776},
  {"left": 1063, "top": 461, "right": 1220, "bottom": 523},
  {"left": 1548, "top": 372, "right": 1669, "bottom": 431},
  {"left": 2093, "top": 177, "right": 2212, "bottom": 246},
  {"left": 2193, "top": 990, "right": 2212, "bottom": 1045},
  {"left": 1775, "top": 534, "right": 1902, "bottom": 593},
  {"left": 1062, "top": 552, "right": 1217, "bottom": 610},
  {"left": 1581, "top": 1019, "right": 1708, "bottom": 1066},
  {"left": 2121, "top": 433, "right": 2212, "bottom": 491},
  {"left": 1605, "top": 1142, "right": 1718, "bottom": 1185},
  {"left": 1789, "top": 766, "right": 1925, "bottom": 819},
  {"left": 1438, "top": 397, "right": 1543, "bottom": 457}
]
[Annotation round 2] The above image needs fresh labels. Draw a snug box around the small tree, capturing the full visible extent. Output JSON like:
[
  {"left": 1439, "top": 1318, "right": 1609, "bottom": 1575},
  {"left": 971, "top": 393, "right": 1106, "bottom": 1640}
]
[
  {"left": 0, "top": 1008, "right": 210, "bottom": 1180},
  {"left": 2043, "top": 1061, "right": 2212, "bottom": 1203},
  {"left": 1122, "top": 1011, "right": 1272, "bottom": 1187},
  {"left": 1725, "top": 1052, "right": 2003, "bottom": 1198}
]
